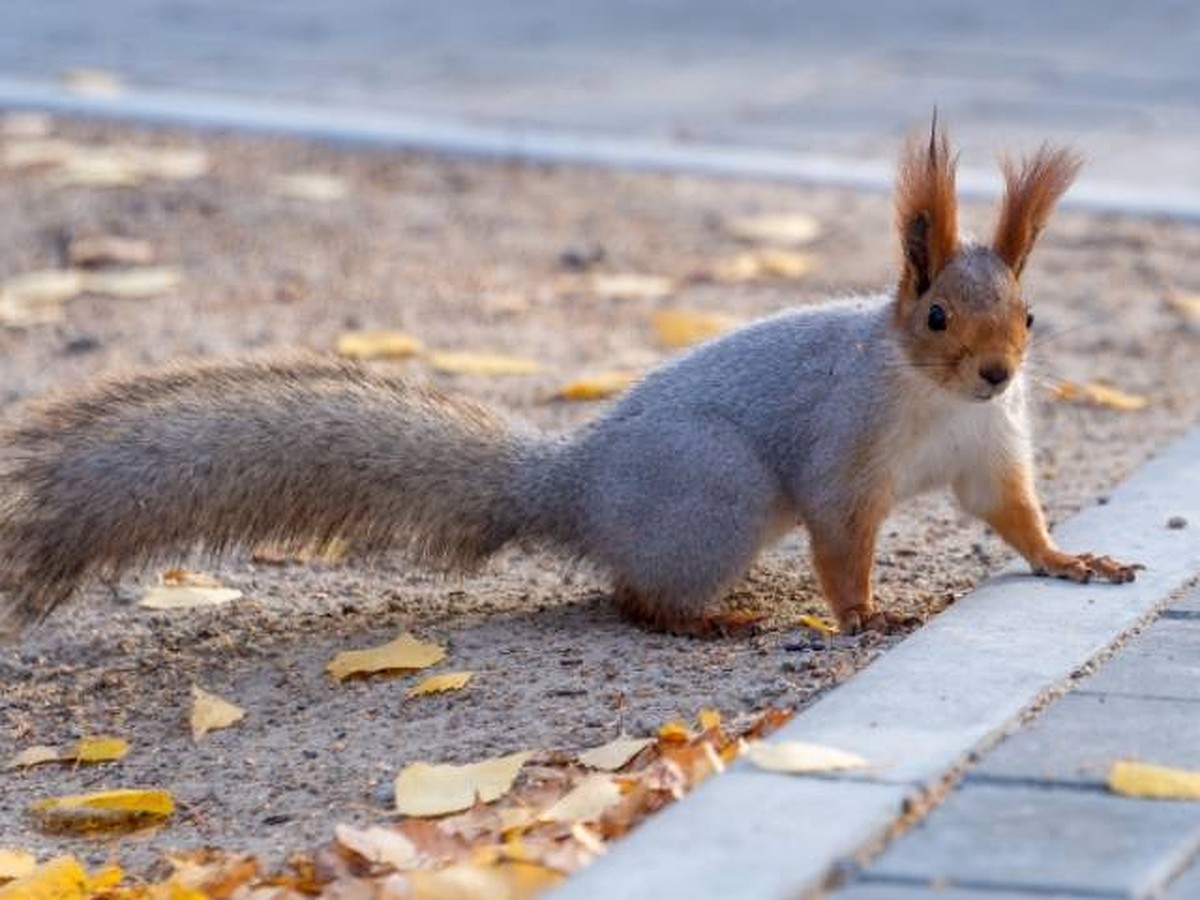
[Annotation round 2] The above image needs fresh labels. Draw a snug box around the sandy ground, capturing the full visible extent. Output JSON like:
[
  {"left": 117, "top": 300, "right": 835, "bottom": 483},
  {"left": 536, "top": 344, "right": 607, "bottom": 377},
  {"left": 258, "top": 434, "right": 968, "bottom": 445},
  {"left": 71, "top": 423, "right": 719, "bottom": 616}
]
[{"left": 1, "top": 120, "right": 1199, "bottom": 875}]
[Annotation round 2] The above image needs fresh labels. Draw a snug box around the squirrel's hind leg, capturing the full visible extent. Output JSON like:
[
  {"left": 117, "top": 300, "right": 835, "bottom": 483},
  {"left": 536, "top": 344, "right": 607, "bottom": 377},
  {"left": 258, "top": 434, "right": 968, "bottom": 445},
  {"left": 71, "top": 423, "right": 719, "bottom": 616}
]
[{"left": 582, "top": 418, "right": 783, "bottom": 636}]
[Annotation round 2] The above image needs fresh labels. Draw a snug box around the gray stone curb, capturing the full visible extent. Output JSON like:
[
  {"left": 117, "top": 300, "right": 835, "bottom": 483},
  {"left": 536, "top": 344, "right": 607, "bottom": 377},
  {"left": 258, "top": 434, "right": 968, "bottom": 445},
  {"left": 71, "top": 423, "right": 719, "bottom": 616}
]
[
  {"left": 2, "top": 78, "right": 1200, "bottom": 224},
  {"left": 557, "top": 427, "right": 1200, "bottom": 899}
]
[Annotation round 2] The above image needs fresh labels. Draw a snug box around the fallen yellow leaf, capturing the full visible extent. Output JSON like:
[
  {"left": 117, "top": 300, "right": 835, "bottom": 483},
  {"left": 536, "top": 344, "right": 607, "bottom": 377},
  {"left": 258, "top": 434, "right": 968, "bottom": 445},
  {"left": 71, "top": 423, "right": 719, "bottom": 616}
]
[
  {"left": 0, "top": 850, "right": 36, "bottom": 882},
  {"left": 81, "top": 266, "right": 182, "bottom": 298},
  {"left": 538, "top": 775, "right": 622, "bottom": 824},
  {"left": 407, "top": 671, "right": 474, "bottom": 698},
  {"left": 394, "top": 751, "right": 532, "bottom": 817},
  {"left": 651, "top": 309, "right": 741, "bottom": 349},
  {"left": 553, "top": 370, "right": 640, "bottom": 401},
  {"left": 796, "top": 613, "right": 839, "bottom": 636},
  {"left": 0, "top": 139, "right": 77, "bottom": 171},
  {"left": 2, "top": 270, "right": 85, "bottom": 305},
  {"left": 0, "top": 856, "right": 89, "bottom": 900},
  {"left": 725, "top": 212, "right": 822, "bottom": 246},
  {"left": 49, "top": 149, "right": 142, "bottom": 188},
  {"left": 29, "top": 789, "right": 174, "bottom": 835},
  {"left": 335, "top": 330, "right": 424, "bottom": 361},
  {"left": 128, "top": 146, "right": 209, "bottom": 181},
  {"left": 273, "top": 173, "right": 349, "bottom": 201},
  {"left": 408, "top": 860, "right": 563, "bottom": 900},
  {"left": 1108, "top": 760, "right": 1200, "bottom": 800},
  {"left": 334, "top": 823, "right": 421, "bottom": 870},
  {"left": 70, "top": 736, "right": 129, "bottom": 763},
  {"left": 577, "top": 737, "right": 653, "bottom": 772},
  {"left": 657, "top": 720, "right": 694, "bottom": 744},
  {"left": 589, "top": 273, "right": 675, "bottom": 301},
  {"left": 327, "top": 632, "right": 446, "bottom": 681},
  {"left": 743, "top": 740, "right": 869, "bottom": 774},
  {"left": 698, "top": 709, "right": 722, "bottom": 732},
  {"left": 6, "top": 746, "right": 61, "bottom": 769},
  {"left": 428, "top": 351, "right": 544, "bottom": 376},
  {"left": 60, "top": 68, "right": 124, "bottom": 98},
  {"left": 708, "top": 249, "right": 817, "bottom": 282},
  {"left": 139, "top": 583, "right": 243, "bottom": 611},
  {"left": 69, "top": 235, "right": 156, "bottom": 268},
  {"left": 1050, "top": 381, "right": 1148, "bottom": 411},
  {"left": 190, "top": 686, "right": 246, "bottom": 740}
]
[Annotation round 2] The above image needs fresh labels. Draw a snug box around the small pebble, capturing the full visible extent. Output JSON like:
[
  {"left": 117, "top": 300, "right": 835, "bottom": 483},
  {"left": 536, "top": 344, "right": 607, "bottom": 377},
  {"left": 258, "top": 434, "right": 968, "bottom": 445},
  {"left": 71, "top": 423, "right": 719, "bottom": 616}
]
[
  {"left": 1168, "top": 515, "right": 1188, "bottom": 530},
  {"left": 372, "top": 781, "right": 395, "bottom": 807}
]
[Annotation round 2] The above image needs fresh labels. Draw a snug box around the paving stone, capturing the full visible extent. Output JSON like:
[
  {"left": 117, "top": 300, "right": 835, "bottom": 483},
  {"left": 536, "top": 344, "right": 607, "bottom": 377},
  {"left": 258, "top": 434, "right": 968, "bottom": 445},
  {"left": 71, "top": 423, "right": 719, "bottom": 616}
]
[
  {"left": 1080, "top": 618, "right": 1200, "bottom": 700},
  {"left": 1165, "top": 585, "right": 1200, "bottom": 615},
  {"left": 556, "top": 772, "right": 907, "bottom": 899},
  {"left": 834, "top": 883, "right": 1039, "bottom": 899},
  {"left": 973, "top": 693, "right": 1200, "bottom": 785},
  {"left": 868, "top": 784, "right": 1200, "bottom": 896},
  {"left": 1164, "top": 858, "right": 1200, "bottom": 899}
]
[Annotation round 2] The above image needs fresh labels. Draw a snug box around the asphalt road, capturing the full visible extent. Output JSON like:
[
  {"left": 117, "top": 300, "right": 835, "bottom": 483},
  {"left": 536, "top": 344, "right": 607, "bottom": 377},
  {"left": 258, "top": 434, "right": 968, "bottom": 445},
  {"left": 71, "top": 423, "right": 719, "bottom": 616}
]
[{"left": 2, "top": 1, "right": 1199, "bottom": 192}]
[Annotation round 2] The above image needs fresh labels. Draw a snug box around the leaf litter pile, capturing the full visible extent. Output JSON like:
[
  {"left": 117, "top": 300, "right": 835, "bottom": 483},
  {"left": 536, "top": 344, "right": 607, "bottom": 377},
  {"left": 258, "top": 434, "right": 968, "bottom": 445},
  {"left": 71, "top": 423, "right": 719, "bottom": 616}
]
[{"left": 3, "top": 116, "right": 1200, "bottom": 894}]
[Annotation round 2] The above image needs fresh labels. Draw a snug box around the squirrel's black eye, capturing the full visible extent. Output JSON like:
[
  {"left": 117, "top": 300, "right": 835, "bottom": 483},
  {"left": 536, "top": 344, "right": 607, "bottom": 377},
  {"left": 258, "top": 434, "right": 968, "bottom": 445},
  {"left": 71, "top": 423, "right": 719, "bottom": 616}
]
[
  {"left": 1026, "top": 312, "right": 1035, "bottom": 329},
  {"left": 927, "top": 304, "right": 947, "bottom": 332}
]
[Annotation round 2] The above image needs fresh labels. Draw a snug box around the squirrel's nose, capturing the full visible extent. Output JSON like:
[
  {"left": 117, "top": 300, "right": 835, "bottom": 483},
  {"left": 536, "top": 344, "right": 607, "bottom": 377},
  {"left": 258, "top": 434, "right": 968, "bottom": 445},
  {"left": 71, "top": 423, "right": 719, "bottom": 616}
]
[{"left": 979, "top": 363, "right": 1011, "bottom": 387}]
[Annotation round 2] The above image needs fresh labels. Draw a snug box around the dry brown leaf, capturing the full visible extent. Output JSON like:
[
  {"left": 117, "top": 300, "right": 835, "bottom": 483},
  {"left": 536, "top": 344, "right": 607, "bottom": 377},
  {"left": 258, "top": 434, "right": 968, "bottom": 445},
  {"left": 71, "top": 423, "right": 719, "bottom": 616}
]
[
  {"left": 0, "top": 850, "right": 36, "bottom": 883},
  {"left": 697, "top": 709, "right": 722, "bottom": 732},
  {"left": 68, "top": 235, "right": 156, "bottom": 268},
  {"left": 656, "top": 721, "right": 693, "bottom": 743},
  {"left": 577, "top": 737, "right": 653, "bottom": 772},
  {"left": 190, "top": 685, "right": 246, "bottom": 740},
  {"left": 428, "top": 352, "right": 544, "bottom": 377},
  {"left": 70, "top": 736, "right": 129, "bottom": 763},
  {"left": 394, "top": 751, "right": 532, "bottom": 817},
  {"left": 334, "top": 823, "right": 422, "bottom": 870},
  {"left": 651, "top": 309, "right": 741, "bottom": 349},
  {"left": 708, "top": 249, "right": 817, "bottom": 282},
  {"left": 538, "top": 775, "right": 622, "bottom": 824},
  {"left": 29, "top": 789, "right": 174, "bottom": 835},
  {"left": 407, "top": 860, "right": 562, "bottom": 900},
  {"left": 1108, "top": 760, "right": 1200, "bottom": 800},
  {"left": 274, "top": 173, "right": 350, "bottom": 202},
  {"left": 60, "top": 68, "right": 124, "bottom": 97},
  {"left": 553, "top": 371, "right": 639, "bottom": 402},
  {"left": 1050, "top": 380, "right": 1148, "bottom": 411},
  {"left": 81, "top": 266, "right": 182, "bottom": 298},
  {"left": 336, "top": 330, "right": 424, "bottom": 361},
  {"left": 589, "top": 273, "right": 675, "bottom": 301},
  {"left": 1, "top": 112, "right": 51, "bottom": 139},
  {"left": 725, "top": 212, "right": 822, "bottom": 246},
  {"left": 407, "top": 671, "right": 474, "bottom": 699},
  {"left": 6, "top": 746, "right": 61, "bottom": 769},
  {"left": 327, "top": 633, "right": 446, "bottom": 681},
  {"left": 743, "top": 740, "right": 869, "bottom": 774}
]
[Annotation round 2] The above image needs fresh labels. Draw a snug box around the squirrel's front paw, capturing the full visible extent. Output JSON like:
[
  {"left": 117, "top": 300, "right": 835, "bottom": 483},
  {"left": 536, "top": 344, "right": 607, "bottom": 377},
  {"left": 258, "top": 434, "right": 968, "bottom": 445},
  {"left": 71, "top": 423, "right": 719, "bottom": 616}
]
[
  {"left": 838, "top": 608, "right": 920, "bottom": 636},
  {"left": 1036, "top": 551, "right": 1141, "bottom": 585}
]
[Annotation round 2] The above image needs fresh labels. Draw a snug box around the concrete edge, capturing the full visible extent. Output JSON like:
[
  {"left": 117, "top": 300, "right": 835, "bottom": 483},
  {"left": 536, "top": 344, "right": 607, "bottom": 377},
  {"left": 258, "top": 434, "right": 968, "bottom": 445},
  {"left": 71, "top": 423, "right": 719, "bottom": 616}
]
[
  {"left": 556, "top": 425, "right": 1200, "bottom": 899},
  {"left": 2, "top": 78, "right": 1200, "bottom": 223}
]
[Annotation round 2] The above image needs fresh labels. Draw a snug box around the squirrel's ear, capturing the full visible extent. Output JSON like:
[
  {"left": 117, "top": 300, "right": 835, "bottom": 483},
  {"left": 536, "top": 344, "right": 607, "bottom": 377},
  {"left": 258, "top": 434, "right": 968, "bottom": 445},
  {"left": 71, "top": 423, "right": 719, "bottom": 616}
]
[
  {"left": 992, "top": 146, "right": 1081, "bottom": 278},
  {"left": 895, "top": 115, "right": 958, "bottom": 304}
]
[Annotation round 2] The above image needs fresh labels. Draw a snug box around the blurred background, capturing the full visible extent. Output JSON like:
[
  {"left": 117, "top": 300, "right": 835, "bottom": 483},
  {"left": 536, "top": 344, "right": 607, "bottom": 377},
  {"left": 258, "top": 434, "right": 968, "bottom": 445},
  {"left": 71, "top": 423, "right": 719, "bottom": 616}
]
[{"left": 2, "top": 0, "right": 1199, "bottom": 200}]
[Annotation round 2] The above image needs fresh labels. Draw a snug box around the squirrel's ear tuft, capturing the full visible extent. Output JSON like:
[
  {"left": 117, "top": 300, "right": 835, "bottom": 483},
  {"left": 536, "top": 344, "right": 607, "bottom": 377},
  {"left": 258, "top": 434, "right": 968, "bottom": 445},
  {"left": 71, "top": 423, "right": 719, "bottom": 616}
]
[
  {"left": 992, "top": 146, "right": 1081, "bottom": 278},
  {"left": 895, "top": 113, "right": 958, "bottom": 304}
]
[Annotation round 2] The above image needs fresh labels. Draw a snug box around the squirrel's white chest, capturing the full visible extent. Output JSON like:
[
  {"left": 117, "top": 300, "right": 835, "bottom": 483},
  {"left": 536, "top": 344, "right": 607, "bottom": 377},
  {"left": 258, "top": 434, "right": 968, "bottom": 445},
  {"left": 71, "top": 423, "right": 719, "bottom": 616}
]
[{"left": 891, "top": 382, "right": 1028, "bottom": 501}]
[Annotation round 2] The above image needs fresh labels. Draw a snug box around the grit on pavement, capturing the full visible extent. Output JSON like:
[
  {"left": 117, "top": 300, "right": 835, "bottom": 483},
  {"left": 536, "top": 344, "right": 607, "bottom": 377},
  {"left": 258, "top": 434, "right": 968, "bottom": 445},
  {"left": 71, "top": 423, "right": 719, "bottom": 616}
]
[{"left": 1, "top": 120, "right": 1200, "bottom": 873}]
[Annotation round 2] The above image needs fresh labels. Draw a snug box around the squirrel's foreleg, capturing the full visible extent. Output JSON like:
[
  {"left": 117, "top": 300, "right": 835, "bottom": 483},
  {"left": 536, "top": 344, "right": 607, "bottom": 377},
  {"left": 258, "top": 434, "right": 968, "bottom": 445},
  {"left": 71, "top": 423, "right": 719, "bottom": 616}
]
[
  {"left": 808, "top": 496, "right": 898, "bottom": 634},
  {"left": 957, "top": 464, "right": 1139, "bottom": 584}
]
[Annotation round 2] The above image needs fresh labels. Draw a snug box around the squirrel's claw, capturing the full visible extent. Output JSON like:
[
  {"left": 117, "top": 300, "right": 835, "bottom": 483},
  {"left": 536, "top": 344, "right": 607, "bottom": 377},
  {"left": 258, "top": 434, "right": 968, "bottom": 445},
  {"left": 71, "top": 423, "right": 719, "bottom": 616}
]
[{"left": 1036, "top": 552, "right": 1141, "bottom": 585}]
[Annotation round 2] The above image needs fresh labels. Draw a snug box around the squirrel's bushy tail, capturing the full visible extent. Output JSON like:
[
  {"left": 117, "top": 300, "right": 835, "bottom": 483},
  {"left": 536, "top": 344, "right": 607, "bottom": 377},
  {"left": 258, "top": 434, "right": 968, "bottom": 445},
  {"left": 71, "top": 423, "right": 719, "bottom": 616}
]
[{"left": 0, "top": 358, "right": 574, "bottom": 629}]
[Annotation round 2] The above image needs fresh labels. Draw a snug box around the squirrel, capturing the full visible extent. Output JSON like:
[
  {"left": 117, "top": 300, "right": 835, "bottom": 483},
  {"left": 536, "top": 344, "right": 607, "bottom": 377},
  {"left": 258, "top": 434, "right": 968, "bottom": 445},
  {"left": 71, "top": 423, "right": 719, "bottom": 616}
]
[{"left": 0, "top": 122, "right": 1139, "bottom": 638}]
